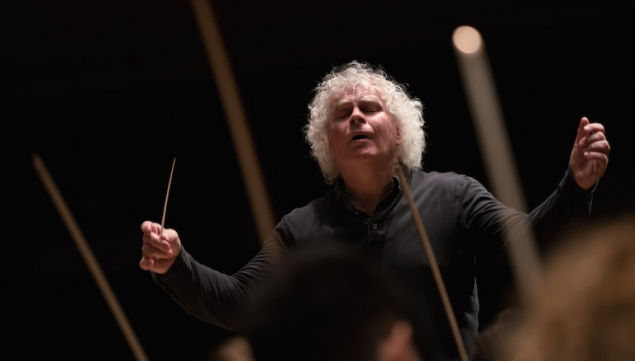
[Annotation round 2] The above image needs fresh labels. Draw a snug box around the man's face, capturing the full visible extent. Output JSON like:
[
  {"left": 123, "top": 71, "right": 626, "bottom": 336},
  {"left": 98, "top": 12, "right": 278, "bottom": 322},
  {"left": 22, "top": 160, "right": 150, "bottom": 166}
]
[{"left": 327, "top": 86, "right": 401, "bottom": 172}]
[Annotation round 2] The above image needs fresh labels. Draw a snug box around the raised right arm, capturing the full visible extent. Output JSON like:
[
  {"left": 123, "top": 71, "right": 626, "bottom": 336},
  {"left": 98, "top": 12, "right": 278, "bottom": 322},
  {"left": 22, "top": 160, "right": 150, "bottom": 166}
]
[{"left": 139, "top": 220, "right": 281, "bottom": 330}]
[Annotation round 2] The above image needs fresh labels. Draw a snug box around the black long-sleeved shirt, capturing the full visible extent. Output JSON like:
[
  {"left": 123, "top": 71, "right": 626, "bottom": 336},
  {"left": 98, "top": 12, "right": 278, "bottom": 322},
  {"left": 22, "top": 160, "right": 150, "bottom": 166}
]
[{"left": 154, "top": 168, "right": 594, "bottom": 361}]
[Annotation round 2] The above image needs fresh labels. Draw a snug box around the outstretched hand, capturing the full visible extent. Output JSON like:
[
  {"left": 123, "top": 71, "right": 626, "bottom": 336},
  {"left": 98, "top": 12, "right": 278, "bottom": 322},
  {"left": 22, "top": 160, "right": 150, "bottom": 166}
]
[
  {"left": 139, "top": 220, "right": 182, "bottom": 274},
  {"left": 569, "top": 117, "right": 610, "bottom": 190}
]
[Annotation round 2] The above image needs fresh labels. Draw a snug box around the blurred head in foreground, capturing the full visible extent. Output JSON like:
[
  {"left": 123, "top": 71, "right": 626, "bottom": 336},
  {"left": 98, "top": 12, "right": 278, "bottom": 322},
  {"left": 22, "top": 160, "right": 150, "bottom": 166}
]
[
  {"left": 243, "top": 245, "right": 422, "bottom": 361},
  {"left": 208, "top": 336, "right": 253, "bottom": 361},
  {"left": 502, "top": 215, "right": 635, "bottom": 361}
]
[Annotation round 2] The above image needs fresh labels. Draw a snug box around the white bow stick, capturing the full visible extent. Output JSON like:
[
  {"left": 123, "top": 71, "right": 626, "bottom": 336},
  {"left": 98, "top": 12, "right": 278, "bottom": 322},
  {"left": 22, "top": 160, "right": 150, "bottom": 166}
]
[
  {"left": 452, "top": 25, "right": 541, "bottom": 303},
  {"left": 159, "top": 157, "right": 176, "bottom": 239},
  {"left": 396, "top": 25, "right": 546, "bottom": 361},
  {"left": 189, "top": 0, "right": 276, "bottom": 247},
  {"left": 33, "top": 154, "right": 150, "bottom": 361},
  {"left": 396, "top": 167, "right": 470, "bottom": 361}
]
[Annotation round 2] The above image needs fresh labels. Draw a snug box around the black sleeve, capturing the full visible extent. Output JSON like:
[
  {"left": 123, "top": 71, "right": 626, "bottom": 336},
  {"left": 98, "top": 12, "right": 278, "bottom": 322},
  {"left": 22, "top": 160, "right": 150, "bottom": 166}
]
[
  {"left": 461, "top": 168, "right": 595, "bottom": 328},
  {"left": 462, "top": 167, "right": 595, "bottom": 256},
  {"left": 528, "top": 167, "right": 596, "bottom": 253},
  {"left": 151, "top": 232, "right": 282, "bottom": 331}
]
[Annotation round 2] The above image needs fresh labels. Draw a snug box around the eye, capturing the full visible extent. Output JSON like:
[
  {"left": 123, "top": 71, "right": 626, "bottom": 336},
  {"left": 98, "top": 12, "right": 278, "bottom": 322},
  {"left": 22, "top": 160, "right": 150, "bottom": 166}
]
[
  {"left": 360, "top": 101, "right": 382, "bottom": 113},
  {"left": 333, "top": 107, "right": 352, "bottom": 120}
]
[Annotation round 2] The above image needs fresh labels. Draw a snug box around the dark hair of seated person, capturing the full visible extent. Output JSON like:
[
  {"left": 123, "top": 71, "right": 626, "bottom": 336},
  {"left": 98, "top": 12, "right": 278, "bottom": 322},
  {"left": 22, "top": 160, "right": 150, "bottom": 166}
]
[{"left": 241, "top": 244, "right": 421, "bottom": 361}]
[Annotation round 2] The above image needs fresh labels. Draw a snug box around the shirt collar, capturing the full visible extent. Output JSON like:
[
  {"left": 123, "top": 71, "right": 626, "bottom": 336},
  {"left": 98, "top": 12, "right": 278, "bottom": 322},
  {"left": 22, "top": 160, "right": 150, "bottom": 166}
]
[{"left": 333, "top": 164, "right": 410, "bottom": 215}]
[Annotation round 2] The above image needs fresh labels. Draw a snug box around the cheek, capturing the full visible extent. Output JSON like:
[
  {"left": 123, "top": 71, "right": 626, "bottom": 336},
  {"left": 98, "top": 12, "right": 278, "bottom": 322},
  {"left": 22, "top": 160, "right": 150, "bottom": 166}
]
[
  {"left": 379, "top": 119, "right": 400, "bottom": 144},
  {"left": 328, "top": 122, "right": 345, "bottom": 139},
  {"left": 326, "top": 126, "right": 339, "bottom": 154}
]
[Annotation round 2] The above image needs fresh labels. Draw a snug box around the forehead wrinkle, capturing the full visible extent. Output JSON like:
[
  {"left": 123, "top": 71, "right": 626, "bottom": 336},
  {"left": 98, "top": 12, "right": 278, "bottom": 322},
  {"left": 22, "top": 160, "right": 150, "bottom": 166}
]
[{"left": 333, "top": 87, "right": 384, "bottom": 108}]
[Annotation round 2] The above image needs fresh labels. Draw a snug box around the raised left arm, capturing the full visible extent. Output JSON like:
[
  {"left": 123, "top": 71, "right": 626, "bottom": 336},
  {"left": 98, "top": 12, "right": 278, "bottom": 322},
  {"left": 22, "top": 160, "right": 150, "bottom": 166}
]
[{"left": 569, "top": 116, "right": 610, "bottom": 190}]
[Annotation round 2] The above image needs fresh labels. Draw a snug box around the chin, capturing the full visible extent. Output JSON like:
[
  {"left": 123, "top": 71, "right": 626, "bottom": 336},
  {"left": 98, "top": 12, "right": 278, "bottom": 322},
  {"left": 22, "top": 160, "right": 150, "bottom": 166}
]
[{"left": 350, "top": 150, "right": 378, "bottom": 159}]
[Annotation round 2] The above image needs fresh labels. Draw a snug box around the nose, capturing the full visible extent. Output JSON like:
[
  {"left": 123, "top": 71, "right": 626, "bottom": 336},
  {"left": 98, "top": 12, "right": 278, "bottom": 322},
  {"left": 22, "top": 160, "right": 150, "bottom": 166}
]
[{"left": 349, "top": 106, "right": 365, "bottom": 125}]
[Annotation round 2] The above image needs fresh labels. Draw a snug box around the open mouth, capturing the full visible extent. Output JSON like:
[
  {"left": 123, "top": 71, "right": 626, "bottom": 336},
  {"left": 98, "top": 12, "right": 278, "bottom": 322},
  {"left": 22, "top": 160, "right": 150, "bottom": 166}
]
[{"left": 351, "top": 134, "right": 369, "bottom": 141}]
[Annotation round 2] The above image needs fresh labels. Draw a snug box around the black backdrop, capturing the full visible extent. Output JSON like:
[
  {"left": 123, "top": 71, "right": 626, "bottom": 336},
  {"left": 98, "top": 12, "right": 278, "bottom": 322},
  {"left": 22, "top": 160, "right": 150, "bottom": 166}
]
[{"left": 3, "top": 1, "right": 635, "bottom": 360}]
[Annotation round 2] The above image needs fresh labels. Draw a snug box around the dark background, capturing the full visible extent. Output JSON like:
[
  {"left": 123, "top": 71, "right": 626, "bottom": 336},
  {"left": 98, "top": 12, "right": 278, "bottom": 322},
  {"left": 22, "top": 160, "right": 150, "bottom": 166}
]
[{"left": 3, "top": 1, "right": 634, "bottom": 360}]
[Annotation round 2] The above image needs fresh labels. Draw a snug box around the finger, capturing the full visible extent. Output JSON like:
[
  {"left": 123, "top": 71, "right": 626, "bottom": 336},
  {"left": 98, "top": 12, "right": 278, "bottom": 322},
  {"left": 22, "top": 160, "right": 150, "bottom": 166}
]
[
  {"left": 161, "top": 228, "right": 179, "bottom": 243},
  {"left": 583, "top": 140, "right": 611, "bottom": 154},
  {"left": 143, "top": 233, "right": 172, "bottom": 252},
  {"left": 141, "top": 220, "right": 160, "bottom": 234},
  {"left": 581, "top": 133, "right": 608, "bottom": 149},
  {"left": 142, "top": 243, "right": 173, "bottom": 260},
  {"left": 583, "top": 152, "right": 609, "bottom": 166},
  {"left": 583, "top": 131, "right": 607, "bottom": 144},
  {"left": 583, "top": 122, "right": 606, "bottom": 135},
  {"left": 141, "top": 220, "right": 153, "bottom": 232},
  {"left": 139, "top": 256, "right": 156, "bottom": 271}
]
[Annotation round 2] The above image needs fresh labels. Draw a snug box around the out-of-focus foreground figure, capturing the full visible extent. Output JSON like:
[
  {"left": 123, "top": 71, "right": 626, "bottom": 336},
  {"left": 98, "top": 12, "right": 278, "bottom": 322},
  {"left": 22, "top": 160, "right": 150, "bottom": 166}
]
[
  {"left": 242, "top": 245, "right": 423, "bottom": 361},
  {"left": 499, "top": 215, "right": 635, "bottom": 361},
  {"left": 208, "top": 337, "right": 253, "bottom": 361}
]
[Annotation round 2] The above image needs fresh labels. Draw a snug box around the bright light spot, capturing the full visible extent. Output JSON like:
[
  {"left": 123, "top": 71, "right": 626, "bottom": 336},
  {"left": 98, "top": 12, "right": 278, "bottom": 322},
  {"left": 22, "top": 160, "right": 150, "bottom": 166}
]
[{"left": 453, "top": 26, "right": 482, "bottom": 54}]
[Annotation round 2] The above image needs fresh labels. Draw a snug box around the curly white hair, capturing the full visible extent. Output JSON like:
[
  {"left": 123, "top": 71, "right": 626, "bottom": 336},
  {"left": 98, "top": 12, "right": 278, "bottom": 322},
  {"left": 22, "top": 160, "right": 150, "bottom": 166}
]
[{"left": 304, "top": 61, "right": 426, "bottom": 183}]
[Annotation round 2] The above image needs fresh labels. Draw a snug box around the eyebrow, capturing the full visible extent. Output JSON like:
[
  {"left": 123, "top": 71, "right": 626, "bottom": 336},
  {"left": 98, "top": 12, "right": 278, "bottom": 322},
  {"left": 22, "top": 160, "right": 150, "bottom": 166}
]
[
  {"left": 334, "top": 96, "right": 382, "bottom": 107},
  {"left": 359, "top": 96, "right": 381, "bottom": 103}
]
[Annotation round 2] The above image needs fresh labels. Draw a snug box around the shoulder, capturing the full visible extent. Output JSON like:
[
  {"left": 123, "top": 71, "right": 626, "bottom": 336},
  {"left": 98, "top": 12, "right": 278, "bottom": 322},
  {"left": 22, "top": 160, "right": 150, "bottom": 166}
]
[
  {"left": 275, "top": 191, "right": 333, "bottom": 233},
  {"left": 273, "top": 190, "right": 340, "bottom": 249},
  {"left": 409, "top": 169, "right": 491, "bottom": 202},
  {"left": 410, "top": 169, "right": 476, "bottom": 189}
]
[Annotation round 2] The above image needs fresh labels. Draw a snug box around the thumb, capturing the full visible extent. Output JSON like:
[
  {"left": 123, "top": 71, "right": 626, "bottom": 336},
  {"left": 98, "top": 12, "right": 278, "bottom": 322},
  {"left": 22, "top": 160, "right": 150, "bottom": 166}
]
[{"left": 575, "top": 116, "right": 590, "bottom": 144}]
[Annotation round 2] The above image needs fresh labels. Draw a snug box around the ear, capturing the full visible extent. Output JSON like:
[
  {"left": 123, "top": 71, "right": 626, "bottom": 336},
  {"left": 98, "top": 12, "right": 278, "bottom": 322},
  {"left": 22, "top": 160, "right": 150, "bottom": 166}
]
[
  {"left": 377, "top": 321, "right": 420, "bottom": 361},
  {"left": 395, "top": 129, "right": 402, "bottom": 145},
  {"left": 393, "top": 121, "right": 402, "bottom": 145}
]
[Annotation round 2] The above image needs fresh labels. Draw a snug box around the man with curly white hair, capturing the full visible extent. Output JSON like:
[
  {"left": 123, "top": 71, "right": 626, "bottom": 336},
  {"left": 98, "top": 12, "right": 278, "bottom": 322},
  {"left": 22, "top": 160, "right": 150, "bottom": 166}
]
[{"left": 139, "top": 61, "right": 610, "bottom": 361}]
